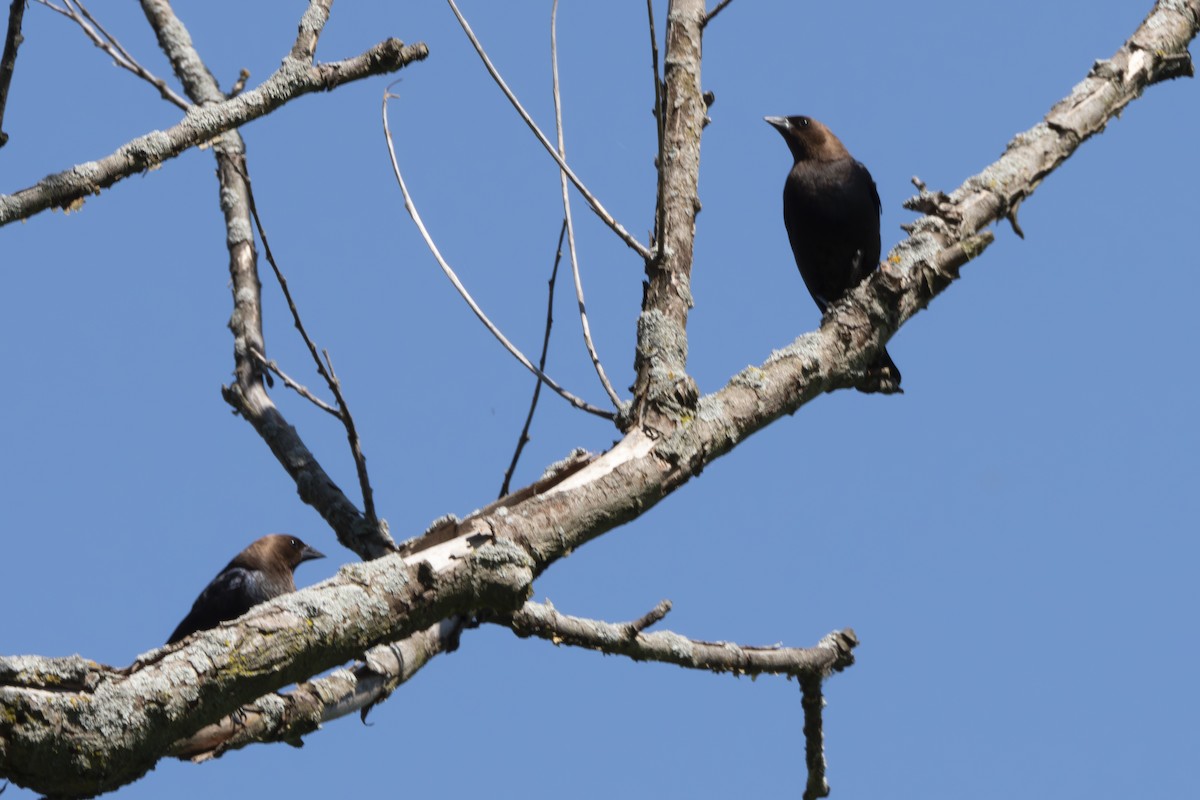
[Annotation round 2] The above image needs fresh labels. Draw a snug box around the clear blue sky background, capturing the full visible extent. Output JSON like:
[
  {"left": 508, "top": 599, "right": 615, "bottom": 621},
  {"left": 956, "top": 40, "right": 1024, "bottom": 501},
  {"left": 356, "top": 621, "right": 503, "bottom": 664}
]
[{"left": 2, "top": 2, "right": 1197, "bottom": 797}]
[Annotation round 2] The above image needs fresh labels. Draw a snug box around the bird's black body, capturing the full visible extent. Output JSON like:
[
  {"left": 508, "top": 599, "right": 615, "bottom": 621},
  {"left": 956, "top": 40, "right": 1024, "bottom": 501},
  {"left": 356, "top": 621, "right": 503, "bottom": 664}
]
[
  {"left": 766, "top": 115, "right": 901, "bottom": 390},
  {"left": 167, "top": 534, "right": 324, "bottom": 644}
]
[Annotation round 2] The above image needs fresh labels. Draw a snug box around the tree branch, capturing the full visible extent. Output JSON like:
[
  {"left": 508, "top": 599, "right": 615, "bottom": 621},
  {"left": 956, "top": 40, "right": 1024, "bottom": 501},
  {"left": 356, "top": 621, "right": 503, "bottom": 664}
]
[
  {"left": 383, "top": 85, "right": 618, "bottom": 421},
  {"left": 0, "top": 0, "right": 27, "bottom": 147},
  {"left": 551, "top": 0, "right": 623, "bottom": 410},
  {"left": 1, "top": 2, "right": 1195, "bottom": 796},
  {"left": 38, "top": 0, "right": 190, "bottom": 109},
  {"left": 629, "top": 0, "right": 706, "bottom": 428},
  {"left": 138, "top": 0, "right": 395, "bottom": 558},
  {"left": 800, "top": 675, "right": 830, "bottom": 800},
  {"left": 499, "top": 600, "right": 857, "bottom": 680},
  {"left": 500, "top": 219, "right": 568, "bottom": 499},
  {"left": 0, "top": 539, "right": 533, "bottom": 797},
  {"left": 446, "top": 0, "right": 652, "bottom": 260},
  {"left": 171, "top": 618, "right": 462, "bottom": 762},
  {"left": 0, "top": 34, "right": 428, "bottom": 227}
]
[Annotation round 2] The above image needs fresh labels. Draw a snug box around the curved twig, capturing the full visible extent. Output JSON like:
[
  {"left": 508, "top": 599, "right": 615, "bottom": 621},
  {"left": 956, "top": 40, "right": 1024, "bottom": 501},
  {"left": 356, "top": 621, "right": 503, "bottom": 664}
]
[
  {"left": 550, "top": 0, "right": 623, "bottom": 409},
  {"left": 382, "top": 85, "right": 617, "bottom": 421},
  {"left": 446, "top": 0, "right": 652, "bottom": 261}
]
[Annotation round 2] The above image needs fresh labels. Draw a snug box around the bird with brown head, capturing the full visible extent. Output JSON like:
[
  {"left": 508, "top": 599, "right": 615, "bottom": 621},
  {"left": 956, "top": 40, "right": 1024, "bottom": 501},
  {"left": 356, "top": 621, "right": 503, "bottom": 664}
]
[
  {"left": 765, "top": 115, "right": 901, "bottom": 392},
  {"left": 166, "top": 534, "right": 325, "bottom": 644}
]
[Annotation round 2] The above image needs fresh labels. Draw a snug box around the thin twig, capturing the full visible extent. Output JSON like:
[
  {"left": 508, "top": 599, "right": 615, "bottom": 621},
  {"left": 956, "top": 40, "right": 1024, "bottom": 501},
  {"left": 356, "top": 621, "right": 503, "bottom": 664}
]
[
  {"left": 382, "top": 84, "right": 617, "bottom": 421},
  {"left": 250, "top": 348, "right": 341, "bottom": 417},
  {"left": 499, "top": 219, "right": 567, "bottom": 499},
  {"left": 322, "top": 348, "right": 377, "bottom": 524},
  {"left": 238, "top": 162, "right": 380, "bottom": 523},
  {"left": 647, "top": 0, "right": 666, "bottom": 250},
  {"left": 701, "top": 0, "right": 735, "bottom": 27},
  {"left": 446, "top": 0, "right": 652, "bottom": 261},
  {"left": 0, "top": 0, "right": 27, "bottom": 148},
  {"left": 551, "top": 0, "right": 622, "bottom": 409},
  {"left": 37, "top": 0, "right": 189, "bottom": 109}
]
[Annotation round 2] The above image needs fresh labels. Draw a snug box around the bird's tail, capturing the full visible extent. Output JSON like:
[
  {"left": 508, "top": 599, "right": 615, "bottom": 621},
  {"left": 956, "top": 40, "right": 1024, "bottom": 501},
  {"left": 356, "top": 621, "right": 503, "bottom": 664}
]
[{"left": 859, "top": 347, "right": 902, "bottom": 394}]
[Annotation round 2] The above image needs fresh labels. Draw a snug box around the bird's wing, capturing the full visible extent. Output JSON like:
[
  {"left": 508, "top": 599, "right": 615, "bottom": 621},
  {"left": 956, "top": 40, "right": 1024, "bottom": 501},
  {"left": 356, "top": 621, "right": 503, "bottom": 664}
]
[{"left": 167, "top": 566, "right": 269, "bottom": 643}]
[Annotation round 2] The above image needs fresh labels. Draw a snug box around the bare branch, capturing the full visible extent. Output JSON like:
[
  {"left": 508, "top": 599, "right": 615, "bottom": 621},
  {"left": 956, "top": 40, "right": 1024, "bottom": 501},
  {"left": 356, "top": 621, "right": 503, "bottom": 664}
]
[
  {"left": 500, "top": 600, "right": 857, "bottom": 680},
  {"left": 446, "top": 0, "right": 653, "bottom": 260},
  {"left": 551, "top": 0, "right": 623, "bottom": 409},
  {"left": 2, "top": 3, "right": 1196, "bottom": 796},
  {"left": 0, "top": 539, "right": 534, "bottom": 797},
  {"left": 40, "top": 0, "right": 190, "bottom": 108},
  {"left": 627, "top": 599, "right": 672, "bottom": 633},
  {"left": 251, "top": 349, "right": 341, "bottom": 417},
  {"left": 701, "top": 0, "right": 735, "bottom": 28},
  {"left": 800, "top": 676, "right": 830, "bottom": 800},
  {"left": 138, "top": 0, "right": 394, "bottom": 558},
  {"left": 324, "top": 348, "right": 378, "bottom": 524},
  {"left": 383, "top": 85, "right": 617, "bottom": 422},
  {"left": 647, "top": 0, "right": 666, "bottom": 250},
  {"left": 500, "top": 219, "right": 568, "bottom": 499},
  {"left": 238, "top": 160, "right": 380, "bottom": 524},
  {"left": 0, "top": 36, "right": 428, "bottom": 227},
  {"left": 290, "top": 0, "right": 333, "bottom": 62},
  {"left": 0, "top": 0, "right": 28, "bottom": 147},
  {"left": 172, "top": 618, "right": 462, "bottom": 762},
  {"left": 630, "top": 0, "right": 706, "bottom": 427}
]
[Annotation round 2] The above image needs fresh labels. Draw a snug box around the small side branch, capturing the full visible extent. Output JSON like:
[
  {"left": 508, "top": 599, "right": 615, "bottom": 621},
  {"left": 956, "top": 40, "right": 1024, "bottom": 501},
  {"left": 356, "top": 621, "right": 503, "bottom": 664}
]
[
  {"left": 0, "top": 0, "right": 27, "bottom": 147},
  {"left": 240, "top": 164, "right": 379, "bottom": 524},
  {"left": 40, "top": 0, "right": 189, "bottom": 108},
  {"left": 701, "top": 0, "right": 735, "bottom": 28},
  {"left": 447, "top": 0, "right": 652, "bottom": 261},
  {"left": 800, "top": 676, "right": 830, "bottom": 800},
  {"left": 500, "top": 219, "right": 567, "bottom": 499},
  {"left": 290, "top": 0, "right": 333, "bottom": 62},
  {"left": 382, "top": 86, "right": 616, "bottom": 421},
  {"left": 499, "top": 600, "right": 858, "bottom": 680},
  {"left": 252, "top": 349, "right": 340, "bottom": 417},
  {"left": 501, "top": 599, "right": 853, "bottom": 797}
]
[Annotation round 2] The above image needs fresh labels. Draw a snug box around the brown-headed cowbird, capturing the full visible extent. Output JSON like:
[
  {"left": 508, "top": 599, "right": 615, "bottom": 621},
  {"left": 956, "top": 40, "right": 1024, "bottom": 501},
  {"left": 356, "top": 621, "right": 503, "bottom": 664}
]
[
  {"left": 765, "top": 115, "right": 901, "bottom": 391},
  {"left": 166, "top": 534, "right": 325, "bottom": 644}
]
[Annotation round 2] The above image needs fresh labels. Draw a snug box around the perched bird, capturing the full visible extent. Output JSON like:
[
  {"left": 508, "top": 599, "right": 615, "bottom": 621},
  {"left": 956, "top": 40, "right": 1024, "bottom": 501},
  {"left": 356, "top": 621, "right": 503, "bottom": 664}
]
[
  {"left": 765, "top": 114, "right": 901, "bottom": 391},
  {"left": 167, "top": 534, "right": 325, "bottom": 644}
]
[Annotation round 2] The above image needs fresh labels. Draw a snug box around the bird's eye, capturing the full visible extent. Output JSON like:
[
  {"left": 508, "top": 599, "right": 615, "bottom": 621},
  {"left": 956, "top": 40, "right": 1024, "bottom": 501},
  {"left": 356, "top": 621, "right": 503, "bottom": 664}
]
[
  {"left": 798, "top": 117, "right": 810, "bottom": 127},
  {"left": 289, "top": 537, "right": 301, "bottom": 549}
]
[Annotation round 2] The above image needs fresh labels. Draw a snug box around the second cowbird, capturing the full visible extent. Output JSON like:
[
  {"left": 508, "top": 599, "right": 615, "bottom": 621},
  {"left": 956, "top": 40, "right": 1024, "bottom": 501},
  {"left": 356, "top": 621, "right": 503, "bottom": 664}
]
[
  {"left": 765, "top": 115, "right": 901, "bottom": 391},
  {"left": 166, "top": 534, "right": 325, "bottom": 644}
]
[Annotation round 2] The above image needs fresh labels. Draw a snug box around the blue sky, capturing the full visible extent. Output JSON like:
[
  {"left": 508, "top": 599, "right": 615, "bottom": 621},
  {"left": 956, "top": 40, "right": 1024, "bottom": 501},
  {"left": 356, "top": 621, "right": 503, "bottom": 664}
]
[{"left": 2, "top": 1, "right": 1197, "bottom": 797}]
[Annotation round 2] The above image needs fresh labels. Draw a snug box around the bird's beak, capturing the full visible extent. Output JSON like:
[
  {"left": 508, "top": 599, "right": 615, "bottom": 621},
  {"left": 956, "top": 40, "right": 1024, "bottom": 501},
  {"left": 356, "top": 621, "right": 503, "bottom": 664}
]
[
  {"left": 299, "top": 544, "right": 325, "bottom": 563},
  {"left": 764, "top": 116, "right": 790, "bottom": 132}
]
